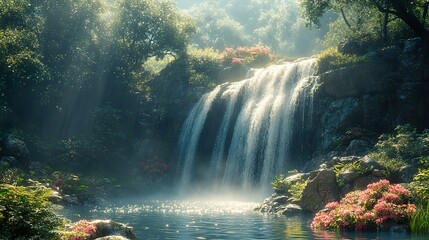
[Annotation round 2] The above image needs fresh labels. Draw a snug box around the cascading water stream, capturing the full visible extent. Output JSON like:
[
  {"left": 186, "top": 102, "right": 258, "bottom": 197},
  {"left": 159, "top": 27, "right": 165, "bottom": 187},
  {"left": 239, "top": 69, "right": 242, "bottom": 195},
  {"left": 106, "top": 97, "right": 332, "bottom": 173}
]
[{"left": 176, "top": 58, "right": 318, "bottom": 195}]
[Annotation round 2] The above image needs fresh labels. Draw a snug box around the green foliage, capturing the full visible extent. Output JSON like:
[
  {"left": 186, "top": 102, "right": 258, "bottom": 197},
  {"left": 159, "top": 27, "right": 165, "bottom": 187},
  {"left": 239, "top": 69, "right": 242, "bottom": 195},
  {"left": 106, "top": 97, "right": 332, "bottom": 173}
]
[
  {"left": 187, "top": 0, "right": 326, "bottom": 56},
  {"left": 371, "top": 151, "right": 407, "bottom": 179},
  {"left": 0, "top": 165, "right": 24, "bottom": 185},
  {"left": 374, "top": 125, "right": 429, "bottom": 161},
  {"left": 0, "top": 184, "right": 63, "bottom": 240},
  {"left": 410, "top": 157, "right": 429, "bottom": 204},
  {"left": 272, "top": 173, "right": 287, "bottom": 193},
  {"left": 410, "top": 201, "right": 429, "bottom": 234},
  {"left": 333, "top": 160, "right": 371, "bottom": 186},
  {"left": 288, "top": 179, "right": 308, "bottom": 202},
  {"left": 272, "top": 173, "right": 308, "bottom": 201},
  {"left": 299, "top": 0, "right": 428, "bottom": 47},
  {"left": 187, "top": 48, "right": 221, "bottom": 88},
  {"left": 369, "top": 125, "right": 429, "bottom": 180},
  {"left": 317, "top": 47, "right": 367, "bottom": 72}
]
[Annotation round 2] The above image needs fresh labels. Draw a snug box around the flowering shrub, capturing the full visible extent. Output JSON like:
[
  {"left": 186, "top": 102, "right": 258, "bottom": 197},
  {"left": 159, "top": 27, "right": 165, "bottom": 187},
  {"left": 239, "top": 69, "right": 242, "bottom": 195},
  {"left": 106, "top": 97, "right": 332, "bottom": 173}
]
[
  {"left": 61, "top": 220, "right": 97, "bottom": 240},
  {"left": 220, "top": 46, "right": 275, "bottom": 68},
  {"left": 139, "top": 156, "right": 169, "bottom": 181},
  {"left": 311, "top": 180, "right": 416, "bottom": 231}
]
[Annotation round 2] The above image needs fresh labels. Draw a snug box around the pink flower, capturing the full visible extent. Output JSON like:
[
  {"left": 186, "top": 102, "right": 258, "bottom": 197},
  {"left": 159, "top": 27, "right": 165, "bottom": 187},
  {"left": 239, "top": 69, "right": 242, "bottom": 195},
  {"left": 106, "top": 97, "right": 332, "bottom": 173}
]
[
  {"left": 324, "top": 201, "right": 339, "bottom": 210},
  {"left": 231, "top": 57, "right": 245, "bottom": 64}
]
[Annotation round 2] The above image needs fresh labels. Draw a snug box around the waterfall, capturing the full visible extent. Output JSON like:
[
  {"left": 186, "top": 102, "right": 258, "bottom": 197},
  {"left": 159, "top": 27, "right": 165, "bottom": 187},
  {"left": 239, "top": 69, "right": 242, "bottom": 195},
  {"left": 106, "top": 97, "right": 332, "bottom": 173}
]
[{"left": 176, "top": 58, "right": 317, "bottom": 195}]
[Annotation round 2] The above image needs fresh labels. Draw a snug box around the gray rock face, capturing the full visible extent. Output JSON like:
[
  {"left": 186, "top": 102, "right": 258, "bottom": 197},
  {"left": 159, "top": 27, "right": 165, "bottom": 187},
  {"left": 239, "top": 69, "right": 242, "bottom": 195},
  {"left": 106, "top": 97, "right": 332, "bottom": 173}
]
[
  {"left": 319, "top": 62, "right": 392, "bottom": 99},
  {"left": 300, "top": 169, "right": 340, "bottom": 212}
]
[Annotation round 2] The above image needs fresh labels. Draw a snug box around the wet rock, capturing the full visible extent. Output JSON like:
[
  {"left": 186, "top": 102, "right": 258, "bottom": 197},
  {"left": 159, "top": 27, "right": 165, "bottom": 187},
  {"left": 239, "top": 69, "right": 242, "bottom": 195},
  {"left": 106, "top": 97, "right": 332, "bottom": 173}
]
[
  {"left": 284, "top": 173, "right": 309, "bottom": 185},
  {"left": 300, "top": 169, "right": 340, "bottom": 212},
  {"left": 272, "top": 195, "right": 289, "bottom": 205},
  {"left": 95, "top": 236, "right": 130, "bottom": 240},
  {"left": 277, "top": 204, "right": 303, "bottom": 216},
  {"left": 91, "top": 220, "right": 137, "bottom": 240},
  {"left": 344, "top": 140, "right": 371, "bottom": 156}
]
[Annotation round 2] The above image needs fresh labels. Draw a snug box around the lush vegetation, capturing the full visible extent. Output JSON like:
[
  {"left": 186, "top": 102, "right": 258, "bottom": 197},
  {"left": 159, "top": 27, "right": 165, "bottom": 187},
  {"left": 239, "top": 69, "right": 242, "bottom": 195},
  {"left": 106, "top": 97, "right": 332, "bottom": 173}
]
[
  {"left": 370, "top": 125, "right": 429, "bottom": 181},
  {"left": 272, "top": 171, "right": 308, "bottom": 202},
  {"left": 0, "top": 184, "right": 64, "bottom": 239}
]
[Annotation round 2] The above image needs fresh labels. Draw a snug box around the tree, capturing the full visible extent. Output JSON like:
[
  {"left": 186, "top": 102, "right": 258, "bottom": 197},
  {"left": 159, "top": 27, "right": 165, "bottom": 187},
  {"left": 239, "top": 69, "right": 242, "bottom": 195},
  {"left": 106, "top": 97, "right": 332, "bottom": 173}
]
[
  {"left": 0, "top": 0, "right": 48, "bottom": 119},
  {"left": 187, "top": 3, "right": 249, "bottom": 50},
  {"left": 299, "top": 0, "right": 429, "bottom": 63}
]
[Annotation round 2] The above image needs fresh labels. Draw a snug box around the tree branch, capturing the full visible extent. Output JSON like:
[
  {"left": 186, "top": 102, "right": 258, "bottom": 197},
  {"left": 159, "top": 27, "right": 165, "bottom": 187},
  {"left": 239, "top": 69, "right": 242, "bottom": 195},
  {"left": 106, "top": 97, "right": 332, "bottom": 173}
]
[
  {"left": 374, "top": 3, "right": 397, "bottom": 15},
  {"left": 340, "top": 7, "right": 352, "bottom": 29}
]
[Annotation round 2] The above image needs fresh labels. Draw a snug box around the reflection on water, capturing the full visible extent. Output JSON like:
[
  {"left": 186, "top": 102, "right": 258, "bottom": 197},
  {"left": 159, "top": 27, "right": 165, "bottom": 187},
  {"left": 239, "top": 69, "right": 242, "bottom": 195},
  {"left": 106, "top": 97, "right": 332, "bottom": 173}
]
[{"left": 63, "top": 200, "right": 427, "bottom": 240}]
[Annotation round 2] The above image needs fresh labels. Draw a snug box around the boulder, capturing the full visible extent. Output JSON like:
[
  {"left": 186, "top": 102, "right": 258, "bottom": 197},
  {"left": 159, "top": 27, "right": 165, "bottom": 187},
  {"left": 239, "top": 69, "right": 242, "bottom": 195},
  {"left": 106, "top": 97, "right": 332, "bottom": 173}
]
[
  {"left": 300, "top": 169, "right": 340, "bottom": 212},
  {"left": 277, "top": 204, "right": 303, "bottom": 217},
  {"left": 95, "top": 236, "right": 130, "bottom": 240},
  {"left": 90, "top": 220, "right": 137, "bottom": 240},
  {"left": 0, "top": 135, "right": 30, "bottom": 170},
  {"left": 360, "top": 156, "right": 381, "bottom": 170},
  {"left": 353, "top": 176, "right": 383, "bottom": 190},
  {"left": 338, "top": 169, "right": 360, "bottom": 185},
  {"left": 338, "top": 40, "right": 371, "bottom": 55},
  {"left": 398, "top": 164, "right": 418, "bottom": 183},
  {"left": 344, "top": 140, "right": 371, "bottom": 156}
]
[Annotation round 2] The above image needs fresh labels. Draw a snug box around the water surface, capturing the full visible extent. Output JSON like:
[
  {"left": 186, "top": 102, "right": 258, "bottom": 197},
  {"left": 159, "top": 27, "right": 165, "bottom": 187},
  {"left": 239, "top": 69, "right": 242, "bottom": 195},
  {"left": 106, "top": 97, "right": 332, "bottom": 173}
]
[{"left": 64, "top": 199, "right": 427, "bottom": 240}]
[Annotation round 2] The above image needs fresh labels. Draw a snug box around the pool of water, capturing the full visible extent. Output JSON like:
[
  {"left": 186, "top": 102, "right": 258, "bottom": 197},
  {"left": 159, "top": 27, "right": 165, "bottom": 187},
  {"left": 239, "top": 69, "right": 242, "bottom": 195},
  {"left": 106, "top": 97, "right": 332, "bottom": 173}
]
[{"left": 64, "top": 199, "right": 427, "bottom": 239}]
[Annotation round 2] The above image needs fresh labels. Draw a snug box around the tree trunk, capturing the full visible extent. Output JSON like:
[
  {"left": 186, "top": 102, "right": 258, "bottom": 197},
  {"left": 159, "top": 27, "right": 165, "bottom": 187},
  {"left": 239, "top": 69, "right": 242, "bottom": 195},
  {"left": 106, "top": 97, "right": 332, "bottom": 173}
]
[{"left": 382, "top": 12, "right": 389, "bottom": 42}]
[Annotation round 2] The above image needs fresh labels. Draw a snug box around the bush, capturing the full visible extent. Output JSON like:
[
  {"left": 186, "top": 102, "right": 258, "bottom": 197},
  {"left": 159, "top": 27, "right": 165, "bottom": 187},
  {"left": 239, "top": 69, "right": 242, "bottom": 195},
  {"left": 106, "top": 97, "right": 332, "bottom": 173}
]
[
  {"left": 410, "top": 157, "right": 429, "bottom": 204},
  {"left": 0, "top": 184, "right": 63, "bottom": 240},
  {"left": 271, "top": 173, "right": 308, "bottom": 201},
  {"left": 369, "top": 125, "right": 429, "bottom": 180},
  {"left": 311, "top": 180, "right": 416, "bottom": 231},
  {"left": 220, "top": 46, "right": 275, "bottom": 68},
  {"left": 317, "top": 47, "right": 367, "bottom": 72}
]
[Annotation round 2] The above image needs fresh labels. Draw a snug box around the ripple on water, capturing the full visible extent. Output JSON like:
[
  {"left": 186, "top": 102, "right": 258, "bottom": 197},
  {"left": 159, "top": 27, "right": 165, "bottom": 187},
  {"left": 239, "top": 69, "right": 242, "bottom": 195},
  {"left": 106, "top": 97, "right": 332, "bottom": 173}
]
[{"left": 64, "top": 200, "right": 428, "bottom": 240}]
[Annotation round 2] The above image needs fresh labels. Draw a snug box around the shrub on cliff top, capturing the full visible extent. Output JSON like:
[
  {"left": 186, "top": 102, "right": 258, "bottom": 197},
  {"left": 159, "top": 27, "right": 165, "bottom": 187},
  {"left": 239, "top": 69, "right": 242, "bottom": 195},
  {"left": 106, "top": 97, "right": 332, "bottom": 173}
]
[
  {"left": 220, "top": 46, "right": 275, "bottom": 68},
  {"left": 317, "top": 47, "right": 367, "bottom": 73},
  {"left": 311, "top": 179, "right": 416, "bottom": 231}
]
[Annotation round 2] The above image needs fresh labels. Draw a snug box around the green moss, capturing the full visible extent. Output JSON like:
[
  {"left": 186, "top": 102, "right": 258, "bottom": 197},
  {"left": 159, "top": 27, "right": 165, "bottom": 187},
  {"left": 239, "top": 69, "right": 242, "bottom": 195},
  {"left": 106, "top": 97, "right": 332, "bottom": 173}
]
[{"left": 317, "top": 47, "right": 367, "bottom": 72}]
